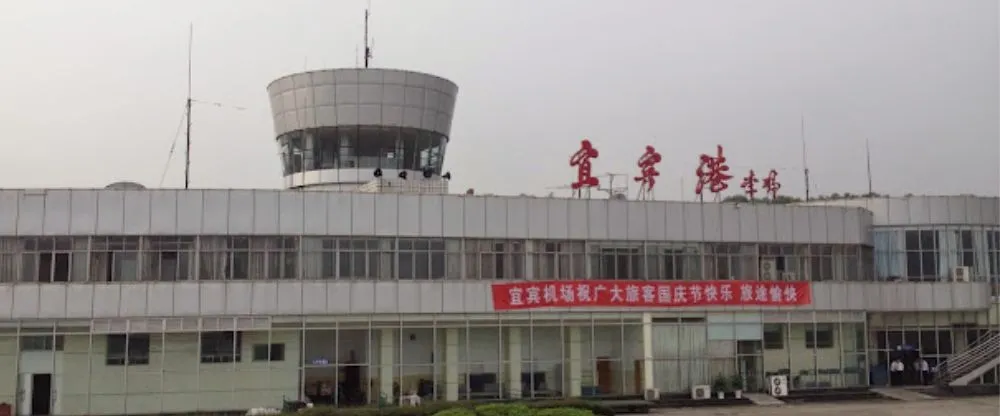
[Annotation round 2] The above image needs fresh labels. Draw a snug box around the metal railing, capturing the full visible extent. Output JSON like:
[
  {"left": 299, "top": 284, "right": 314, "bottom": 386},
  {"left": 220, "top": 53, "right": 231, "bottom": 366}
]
[{"left": 935, "top": 331, "right": 1000, "bottom": 387}]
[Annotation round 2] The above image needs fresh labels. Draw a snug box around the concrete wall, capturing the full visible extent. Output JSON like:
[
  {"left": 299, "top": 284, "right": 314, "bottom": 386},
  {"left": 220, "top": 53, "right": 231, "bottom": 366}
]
[{"left": 8, "top": 331, "right": 301, "bottom": 415}]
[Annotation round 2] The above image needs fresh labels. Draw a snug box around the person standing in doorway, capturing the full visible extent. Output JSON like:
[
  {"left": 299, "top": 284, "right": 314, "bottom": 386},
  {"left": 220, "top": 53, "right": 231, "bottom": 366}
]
[
  {"left": 917, "top": 358, "right": 931, "bottom": 385},
  {"left": 890, "top": 357, "right": 905, "bottom": 386}
]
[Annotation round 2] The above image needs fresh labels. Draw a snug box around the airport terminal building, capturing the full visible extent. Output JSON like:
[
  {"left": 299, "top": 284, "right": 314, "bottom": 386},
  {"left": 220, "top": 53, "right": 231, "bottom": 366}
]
[{"left": 0, "top": 68, "right": 997, "bottom": 416}]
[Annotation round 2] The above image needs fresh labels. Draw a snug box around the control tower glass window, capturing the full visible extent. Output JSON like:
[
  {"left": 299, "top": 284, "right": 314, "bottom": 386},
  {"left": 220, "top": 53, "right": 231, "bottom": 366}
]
[{"left": 278, "top": 126, "right": 448, "bottom": 176}]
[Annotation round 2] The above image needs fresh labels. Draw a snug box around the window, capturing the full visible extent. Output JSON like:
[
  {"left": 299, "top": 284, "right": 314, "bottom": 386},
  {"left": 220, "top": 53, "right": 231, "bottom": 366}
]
[
  {"left": 200, "top": 332, "right": 242, "bottom": 363},
  {"left": 905, "top": 230, "right": 939, "bottom": 278},
  {"left": 988, "top": 230, "right": 999, "bottom": 276},
  {"left": 21, "top": 237, "right": 85, "bottom": 282},
  {"left": 532, "top": 241, "right": 586, "bottom": 280},
  {"left": 267, "top": 237, "right": 298, "bottom": 279},
  {"left": 145, "top": 237, "right": 194, "bottom": 281},
  {"left": 646, "top": 244, "right": 699, "bottom": 280},
  {"left": 338, "top": 238, "right": 389, "bottom": 280},
  {"left": 90, "top": 237, "right": 140, "bottom": 282},
  {"left": 466, "top": 240, "right": 524, "bottom": 279},
  {"left": 957, "top": 230, "right": 975, "bottom": 268},
  {"left": 252, "top": 343, "right": 286, "bottom": 362},
  {"left": 763, "top": 324, "right": 784, "bottom": 349},
  {"left": 398, "top": 239, "right": 446, "bottom": 280},
  {"left": 805, "top": 324, "right": 835, "bottom": 349},
  {"left": 106, "top": 334, "right": 151, "bottom": 365},
  {"left": 20, "top": 335, "right": 64, "bottom": 351},
  {"left": 591, "top": 244, "right": 643, "bottom": 279}
]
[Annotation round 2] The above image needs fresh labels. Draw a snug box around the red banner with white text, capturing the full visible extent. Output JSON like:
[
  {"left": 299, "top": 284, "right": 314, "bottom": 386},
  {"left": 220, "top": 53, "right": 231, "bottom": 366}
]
[{"left": 491, "top": 280, "right": 811, "bottom": 310}]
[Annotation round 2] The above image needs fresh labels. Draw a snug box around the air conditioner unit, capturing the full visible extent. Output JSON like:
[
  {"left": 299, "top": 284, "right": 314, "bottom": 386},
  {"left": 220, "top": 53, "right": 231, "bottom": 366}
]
[
  {"left": 691, "top": 384, "right": 711, "bottom": 400},
  {"left": 781, "top": 271, "right": 799, "bottom": 281},
  {"left": 644, "top": 388, "right": 660, "bottom": 401},
  {"left": 768, "top": 375, "right": 788, "bottom": 397},
  {"left": 952, "top": 266, "right": 971, "bottom": 282},
  {"left": 760, "top": 259, "right": 777, "bottom": 280}
]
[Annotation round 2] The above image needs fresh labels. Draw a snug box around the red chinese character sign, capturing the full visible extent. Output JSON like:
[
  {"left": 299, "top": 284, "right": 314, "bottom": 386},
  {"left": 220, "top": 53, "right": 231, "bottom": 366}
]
[
  {"left": 570, "top": 139, "right": 600, "bottom": 198},
  {"left": 740, "top": 169, "right": 759, "bottom": 200},
  {"left": 762, "top": 169, "right": 781, "bottom": 200},
  {"left": 634, "top": 145, "right": 661, "bottom": 200},
  {"left": 695, "top": 145, "right": 733, "bottom": 201},
  {"left": 491, "top": 280, "right": 811, "bottom": 310}
]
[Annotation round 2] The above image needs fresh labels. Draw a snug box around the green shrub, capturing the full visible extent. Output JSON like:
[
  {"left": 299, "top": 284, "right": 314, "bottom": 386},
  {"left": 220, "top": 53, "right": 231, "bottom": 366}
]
[
  {"left": 528, "top": 400, "right": 613, "bottom": 416},
  {"left": 535, "top": 408, "right": 593, "bottom": 416},
  {"left": 286, "top": 399, "right": 612, "bottom": 416},
  {"left": 295, "top": 406, "right": 381, "bottom": 416},
  {"left": 474, "top": 403, "right": 535, "bottom": 416},
  {"left": 433, "top": 408, "right": 477, "bottom": 416}
]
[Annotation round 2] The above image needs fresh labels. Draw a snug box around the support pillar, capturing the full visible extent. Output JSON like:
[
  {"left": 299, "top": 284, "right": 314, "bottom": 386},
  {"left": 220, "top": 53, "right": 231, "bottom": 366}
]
[
  {"left": 507, "top": 327, "right": 523, "bottom": 398},
  {"left": 565, "top": 326, "right": 582, "bottom": 397},
  {"left": 445, "top": 328, "right": 460, "bottom": 401},
  {"left": 378, "top": 329, "right": 395, "bottom": 404},
  {"left": 641, "top": 313, "right": 655, "bottom": 392}
]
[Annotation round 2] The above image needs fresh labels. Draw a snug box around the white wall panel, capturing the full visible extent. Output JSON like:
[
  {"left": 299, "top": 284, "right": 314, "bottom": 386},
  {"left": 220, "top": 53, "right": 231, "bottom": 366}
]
[
  {"left": 586, "top": 200, "right": 608, "bottom": 240},
  {"left": 96, "top": 191, "right": 125, "bottom": 234},
  {"left": 546, "top": 198, "right": 569, "bottom": 239},
  {"left": 173, "top": 283, "right": 199, "bottom": 315},
  {"left": 351, "top": 193, "right": 376, "bottom": 235},
  {"left": 0, "top": 192, "right": 18, "bottom": 235},
  {"left": 327, "top": 193, "right": 353, "bottom": 235},
  {"left": 123, "top": 191, "right": 151, "bottom": 235},
  {"left": 119, "top": 284, "right": 147, "bottom": 316},
  {"left": 17, "top": 193, "right": 45, "bottom": 235},
  {"left": 250, "top": 282, "right": 277, "bottom": 315},
  {"left": 92, "top": 284, "right": 121, "bottom": 317},
  {"left": 42, "top": 190, "right": 72, "bottom": 235},
  {"left": 462, "top": 197, "right": 486, "bottom": 238},
  {"left": 397, "top": 195, "right": 421, "bottom": 236},
  {"left": 11, "top": 285, "right": 37, "bottom": 318},
  {"left": 0, "top": 189, "right": 889, "bottom": 245},
  {"left": 0, "top": 285, "right": 12, "bottom": 319},
  {"left": 374, "top": 193, "right": 399, "bottom": 235},
  {"left": 484, "top": 197, "right": 508, "bottom": 238},
  {"left": 225, "top": 283, "right": 252, "bottom": 315},
  {"left": 199, "top": 283, "right": 226, "bottom": 316}
]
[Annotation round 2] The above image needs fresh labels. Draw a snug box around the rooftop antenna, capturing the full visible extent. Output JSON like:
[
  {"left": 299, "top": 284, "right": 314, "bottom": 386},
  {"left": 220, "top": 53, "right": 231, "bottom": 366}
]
[
  {"left": 800, "top": 115, "right": 811, "bottom": 201},
  {"left": 865, "top": 138, "right": 873, "bottom": 196},
  {"left": 184, "top": 23, "right": 193, "bottom": 190},
  {"left": 363, "top": 2, "right": 373, "bottom": 68}
]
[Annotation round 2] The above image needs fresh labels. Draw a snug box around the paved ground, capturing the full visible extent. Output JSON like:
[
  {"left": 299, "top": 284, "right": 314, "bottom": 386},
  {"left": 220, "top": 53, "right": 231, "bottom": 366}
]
[{"left": 652, "top": 396, "right": 999, "bottom": 416}]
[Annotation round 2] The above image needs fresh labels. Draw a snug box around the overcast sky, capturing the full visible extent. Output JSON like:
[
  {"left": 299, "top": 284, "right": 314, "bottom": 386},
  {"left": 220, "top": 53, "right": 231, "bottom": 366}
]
[{"left": 1, "top": 0, "right": 997, "bottom": 200}]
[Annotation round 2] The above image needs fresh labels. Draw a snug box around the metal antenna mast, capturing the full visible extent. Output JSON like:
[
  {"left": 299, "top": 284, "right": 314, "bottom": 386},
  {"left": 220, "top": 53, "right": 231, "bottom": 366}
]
[
  {"left": 801, "top": 115, "right": 811, "bottom": 201},
  {"left": 184, "top": 24, "right": 193, "bottom": 190},
  {"left": 865, "top": 138, "right": 873, "bottom": 195},
  {"left": 363, "top": 3, "right": 373, "bottom": 68}
]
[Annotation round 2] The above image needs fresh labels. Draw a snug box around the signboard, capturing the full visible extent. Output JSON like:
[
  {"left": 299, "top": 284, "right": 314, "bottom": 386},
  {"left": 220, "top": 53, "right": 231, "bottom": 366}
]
[
  {"left": 768, "top": 375, "right": 788, "bottom": 397},
  {"left": 490, "top": 280, "right": 811, "bottom": 311}
]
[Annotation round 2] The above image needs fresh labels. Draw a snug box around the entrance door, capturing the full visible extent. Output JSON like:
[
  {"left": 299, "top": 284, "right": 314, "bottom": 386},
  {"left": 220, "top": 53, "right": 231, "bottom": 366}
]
[{"left": 31, "top": 374, "right": 51, "bottom": 416}]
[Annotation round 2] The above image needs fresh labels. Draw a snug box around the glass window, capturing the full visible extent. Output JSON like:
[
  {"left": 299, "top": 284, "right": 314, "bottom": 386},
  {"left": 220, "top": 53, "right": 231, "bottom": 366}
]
[
  {"left": 200, "top": 331, "right": 242, "bottom": 363},
  {"left": 805, "top": 324, "right": 835, "bottom": 349},
  {"left": 763, "top": 324, "right": 784, "bottom": 349},
  {"left": 106, "top": 334, "right": 151, "bottom": 366},
  {"left": 252, "top": 343, "right": 285, "bottom": 362},
  {"left": 20, "top": 335, "right": 63, "bottom": 351}
]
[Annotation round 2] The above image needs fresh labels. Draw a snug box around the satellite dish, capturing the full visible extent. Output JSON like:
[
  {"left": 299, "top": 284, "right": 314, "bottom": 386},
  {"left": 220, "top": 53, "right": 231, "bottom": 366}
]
[{"left": 105, "top": 181, "right": 146, "bottom": 190}]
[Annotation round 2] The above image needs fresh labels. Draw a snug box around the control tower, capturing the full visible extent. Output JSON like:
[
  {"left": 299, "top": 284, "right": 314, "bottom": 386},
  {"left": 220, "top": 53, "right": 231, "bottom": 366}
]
[{"left": 266, "top": 68, "right": 458, "bottom": 191}]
